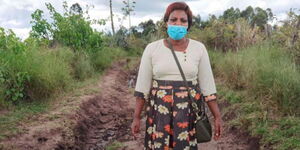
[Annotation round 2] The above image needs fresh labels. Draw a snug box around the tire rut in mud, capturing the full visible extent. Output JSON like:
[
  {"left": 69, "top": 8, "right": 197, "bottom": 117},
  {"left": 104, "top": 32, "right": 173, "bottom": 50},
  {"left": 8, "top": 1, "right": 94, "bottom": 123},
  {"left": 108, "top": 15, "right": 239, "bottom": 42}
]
[{"left": 55, "top": 61, "right": 137, "bottom": 150}]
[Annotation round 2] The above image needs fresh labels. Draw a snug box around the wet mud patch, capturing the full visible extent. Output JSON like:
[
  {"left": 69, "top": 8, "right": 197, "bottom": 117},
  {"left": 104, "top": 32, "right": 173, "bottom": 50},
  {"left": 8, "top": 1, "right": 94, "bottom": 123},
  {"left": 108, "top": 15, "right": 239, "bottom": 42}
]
[{"left": 55, "top": 61, "right": 140, "bottom": 150}]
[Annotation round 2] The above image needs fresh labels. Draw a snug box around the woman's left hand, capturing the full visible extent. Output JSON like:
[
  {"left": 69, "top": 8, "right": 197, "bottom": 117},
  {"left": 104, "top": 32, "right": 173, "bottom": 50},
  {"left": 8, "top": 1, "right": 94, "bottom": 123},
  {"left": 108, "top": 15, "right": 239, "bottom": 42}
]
[{"left": 213, "top": 117, "right": 223, "bottom": 140}]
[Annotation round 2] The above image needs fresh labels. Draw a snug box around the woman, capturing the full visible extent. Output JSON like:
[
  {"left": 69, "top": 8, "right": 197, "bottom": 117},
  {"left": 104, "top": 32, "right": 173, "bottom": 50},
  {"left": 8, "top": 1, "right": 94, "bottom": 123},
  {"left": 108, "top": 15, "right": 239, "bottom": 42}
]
[{"left": 131, "top": 2, "right": 222, "bottom": 150}]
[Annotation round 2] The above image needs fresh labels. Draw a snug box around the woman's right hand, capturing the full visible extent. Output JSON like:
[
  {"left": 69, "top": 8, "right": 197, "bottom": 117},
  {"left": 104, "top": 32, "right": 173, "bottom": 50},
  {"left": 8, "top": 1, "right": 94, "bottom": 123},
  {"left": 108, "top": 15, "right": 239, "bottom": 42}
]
[{"left": 131, "top": 118, "right": 141, "bottom": 139}]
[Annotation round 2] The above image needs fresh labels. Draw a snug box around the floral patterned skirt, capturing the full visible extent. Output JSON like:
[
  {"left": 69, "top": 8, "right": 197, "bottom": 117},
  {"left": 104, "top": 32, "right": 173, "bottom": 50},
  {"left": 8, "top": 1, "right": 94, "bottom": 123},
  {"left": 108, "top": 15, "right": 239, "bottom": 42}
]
[{"left": 144, "top": 79, "right": 203, "bottom": 150}]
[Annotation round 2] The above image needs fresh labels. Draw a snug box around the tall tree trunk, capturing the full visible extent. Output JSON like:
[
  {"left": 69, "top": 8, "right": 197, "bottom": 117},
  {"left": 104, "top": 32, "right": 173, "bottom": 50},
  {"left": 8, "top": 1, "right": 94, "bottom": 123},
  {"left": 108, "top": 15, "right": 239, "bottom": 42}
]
[
  {"left": 128, "top": 0, "right": 131, "bottom": 29},
  {"left": 291, "top": 16, "right": 300, "bottom": 46},
  {"left": 236, "top": 22, "right": 241, "bottom": 52},
  {"left": 109, "top": 0, "right": 115, "bottom": 35}
]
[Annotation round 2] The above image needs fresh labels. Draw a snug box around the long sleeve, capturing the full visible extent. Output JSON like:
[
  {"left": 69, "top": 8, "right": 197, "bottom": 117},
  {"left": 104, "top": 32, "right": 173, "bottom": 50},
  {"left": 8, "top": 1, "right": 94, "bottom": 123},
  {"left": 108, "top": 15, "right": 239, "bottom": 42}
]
[
  {"left": 198, "top": 44, "right": 217, "bottom": 102},
  {"left": 134, "top": 44, "right": 153, "bottom": 100}
]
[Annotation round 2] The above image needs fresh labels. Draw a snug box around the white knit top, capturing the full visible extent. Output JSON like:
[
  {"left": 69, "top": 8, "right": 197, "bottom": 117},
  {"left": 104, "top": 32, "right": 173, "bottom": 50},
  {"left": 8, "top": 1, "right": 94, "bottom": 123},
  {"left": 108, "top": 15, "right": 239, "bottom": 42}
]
[{"left": 134, "top": 38, "right": 217, "bottom": 100}]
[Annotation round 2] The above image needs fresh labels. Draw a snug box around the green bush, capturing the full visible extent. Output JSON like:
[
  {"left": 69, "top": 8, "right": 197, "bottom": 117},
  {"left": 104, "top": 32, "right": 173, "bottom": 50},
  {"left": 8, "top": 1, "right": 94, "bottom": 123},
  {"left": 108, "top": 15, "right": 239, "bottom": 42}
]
[
  {"left": 188, "top": 18, "right": 263, "bottom": 52},
  {"left": 211, "top": 42, "right": 300, "bottom": 115},
  {"left": 44, "top": 2, "right": 103, "bottom": 51},
  {"left": 218, "top": 79, "right": 300, "bottom": 150},
  {"left": 23, "top": 47, "right": 74, "bottom": 100},
  {"left": 0, "top": 28, "right": 26, "bottom": 53},
  {"left": 272, "top": 10, "right": 300, "bottom": 64},
  {"left": 90, "top": 47, "right": 126, "bottom": 71},
  {"left": 126, "top": 37, "right": 147, "bottom": 56},
  {"left": 71, "top": 52, "right": 94, "bottom": 80},
  {"left": 0, "top": 45, "right": 75, "bottom": 104}
]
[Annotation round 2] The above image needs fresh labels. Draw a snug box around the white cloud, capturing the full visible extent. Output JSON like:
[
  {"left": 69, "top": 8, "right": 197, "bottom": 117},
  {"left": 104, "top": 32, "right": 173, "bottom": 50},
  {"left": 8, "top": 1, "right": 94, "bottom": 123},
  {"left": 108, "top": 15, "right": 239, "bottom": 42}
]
[
  {"left": 3, "top": 20, "right": 22, "bottom": 26},
  {"left": 188, "top": 0, "right": 232, "bottom": 18},
  {"left": 11, "top": 27, "right": 31, "bottom": 40}
]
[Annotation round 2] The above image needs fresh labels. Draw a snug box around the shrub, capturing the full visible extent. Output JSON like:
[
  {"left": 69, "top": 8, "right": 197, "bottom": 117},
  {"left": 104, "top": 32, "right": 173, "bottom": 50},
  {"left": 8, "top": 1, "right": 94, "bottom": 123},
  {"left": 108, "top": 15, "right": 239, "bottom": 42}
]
[
  {"left": 211, "top": 42, "right": 300, "bottom": 115},
  {"left": 24, "top": 47, "right": 74, "bottom": 100},
  {"left": 90, "top": 47, "right": 126, "bottom": 71},
  {"left": 71, "top": 52, "right": 94, "bottom": 80},
  {"left": 0, "top": 45, "right": 75, "bottom": 104}
]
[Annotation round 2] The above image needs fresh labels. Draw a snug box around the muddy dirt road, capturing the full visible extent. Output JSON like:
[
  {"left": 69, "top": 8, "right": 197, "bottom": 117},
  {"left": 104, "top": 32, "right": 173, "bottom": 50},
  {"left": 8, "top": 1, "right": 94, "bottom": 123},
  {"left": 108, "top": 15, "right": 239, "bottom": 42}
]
[{"left": 0, "top": 60, "right": 259, "bottom": 150}]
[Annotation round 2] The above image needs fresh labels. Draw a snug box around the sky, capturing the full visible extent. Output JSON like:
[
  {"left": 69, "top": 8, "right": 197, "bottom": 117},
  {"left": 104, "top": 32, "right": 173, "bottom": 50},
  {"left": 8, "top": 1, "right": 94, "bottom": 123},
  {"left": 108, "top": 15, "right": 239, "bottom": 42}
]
[{"left": 0, "top": 0, "right": 299, "bottom": 40}]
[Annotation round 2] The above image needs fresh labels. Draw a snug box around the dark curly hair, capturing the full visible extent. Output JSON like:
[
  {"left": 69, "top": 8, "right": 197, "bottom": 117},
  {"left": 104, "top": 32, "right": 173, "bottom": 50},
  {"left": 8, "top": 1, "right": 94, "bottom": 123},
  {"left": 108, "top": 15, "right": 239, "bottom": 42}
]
[{"left": 163, "top": 2, "right": 193, "bottom": 30}]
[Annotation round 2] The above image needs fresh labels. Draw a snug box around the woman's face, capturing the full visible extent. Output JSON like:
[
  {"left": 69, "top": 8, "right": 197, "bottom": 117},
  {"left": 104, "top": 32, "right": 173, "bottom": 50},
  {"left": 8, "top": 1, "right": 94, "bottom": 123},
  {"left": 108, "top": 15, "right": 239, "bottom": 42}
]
[{"left": 167, "top": 10, "right": 188, "bottom": 27}]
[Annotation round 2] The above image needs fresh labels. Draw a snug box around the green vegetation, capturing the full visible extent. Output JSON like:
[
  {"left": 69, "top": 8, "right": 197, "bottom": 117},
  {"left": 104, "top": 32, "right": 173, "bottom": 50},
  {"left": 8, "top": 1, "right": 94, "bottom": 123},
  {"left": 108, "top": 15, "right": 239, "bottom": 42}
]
[
  {"left": 218, "top": 82, "right": 300, "bottom": 150},
  {"left": 210, "top": 42, "right": 300, "bottom": 115},
  {"left": 0, "top": 101, "right": 48, "bottom": 140},
  {"left": 273, "top": 9, "right": 300, "bottom": 64},
  {"left": 212, "top": 43, "right": 300, "bottom": 149},
  {"left": 106, "top": 141, "right": 124, "bottom": 150}
]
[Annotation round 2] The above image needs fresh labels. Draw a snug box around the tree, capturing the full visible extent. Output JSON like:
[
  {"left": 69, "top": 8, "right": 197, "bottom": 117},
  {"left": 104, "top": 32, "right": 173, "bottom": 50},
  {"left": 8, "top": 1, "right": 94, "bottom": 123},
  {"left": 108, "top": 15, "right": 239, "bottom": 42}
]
[
  {"left": 69, "top": 3, "right": 83, "bottom": 15},
  {"left": 138, "top": 19, "right": 156, "bottom": 37},
  {"left": 241, "top": 6, "right": 254, "bottom": 24},
  {"left": 192, "top": 15, "right": 201, "bottom": 28},
  {"left": 109, "top": 0, "right": 115, "bottom": 35},
  {"left": 129, "top": 26, "right": 140, "bottom": 37},
  {"left": 45, "top": 2, "right": 103, "bottom": 51},
  {"left": 29, "top": 9, "right": 52, "bottom": 39},
  {"left": 115, "top": 26, "right": 129, "bottom": 48},
  {"left": 252, "top": 7, "right": 269, "bottom": 29},
  {"left": 121, "top": 0, "right": 136, "bottom": 29},
  {"left": 222, "top": 7, "right": 241, "bottom": 23},
  {"left": 291, "top": 16, "right": 300, "bottom": 46},
  {"left": 274, "top": 9, "right": 300, "bottom": 63},
  {"left": 241, "top": 6, "right": 273, "bottom": 30},
  {"left": 266, "top": 8, "right": 274, "bottom": 21},
  {"left": 209, "top": 14, "right": 217, "bottom": 21}
]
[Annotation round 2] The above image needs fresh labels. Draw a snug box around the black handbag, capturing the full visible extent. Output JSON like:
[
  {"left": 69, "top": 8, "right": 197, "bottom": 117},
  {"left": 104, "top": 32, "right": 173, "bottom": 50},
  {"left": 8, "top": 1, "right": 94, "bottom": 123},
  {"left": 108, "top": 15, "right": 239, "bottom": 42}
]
[{"left": 166, "top": 38, "right": 212, "bottom": 143}]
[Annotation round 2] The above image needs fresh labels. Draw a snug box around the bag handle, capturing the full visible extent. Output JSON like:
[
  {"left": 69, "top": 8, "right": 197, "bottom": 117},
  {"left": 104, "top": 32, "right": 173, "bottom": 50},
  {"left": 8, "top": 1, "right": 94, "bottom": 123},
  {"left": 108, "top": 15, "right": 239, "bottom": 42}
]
[{"left": 166, "top": 38, "right": 206, "bottom": 121}]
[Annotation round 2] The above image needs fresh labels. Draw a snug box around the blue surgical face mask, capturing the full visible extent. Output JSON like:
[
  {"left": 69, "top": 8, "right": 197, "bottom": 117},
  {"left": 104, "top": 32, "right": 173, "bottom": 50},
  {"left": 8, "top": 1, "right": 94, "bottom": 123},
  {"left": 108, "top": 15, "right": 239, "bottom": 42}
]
[{"left": 167, "top": 25, "right": 188, "bottom": 40}]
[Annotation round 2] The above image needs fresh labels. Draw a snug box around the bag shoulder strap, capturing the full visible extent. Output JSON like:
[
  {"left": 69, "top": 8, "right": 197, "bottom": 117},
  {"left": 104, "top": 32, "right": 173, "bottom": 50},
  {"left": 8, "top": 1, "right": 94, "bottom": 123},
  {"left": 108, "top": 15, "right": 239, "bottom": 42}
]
[
  {"left": 166, "top": 38, "right": 206, "bottom": 120},
  {"left": 166, "top": 38, "right": 189, "bottom": 89}
]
